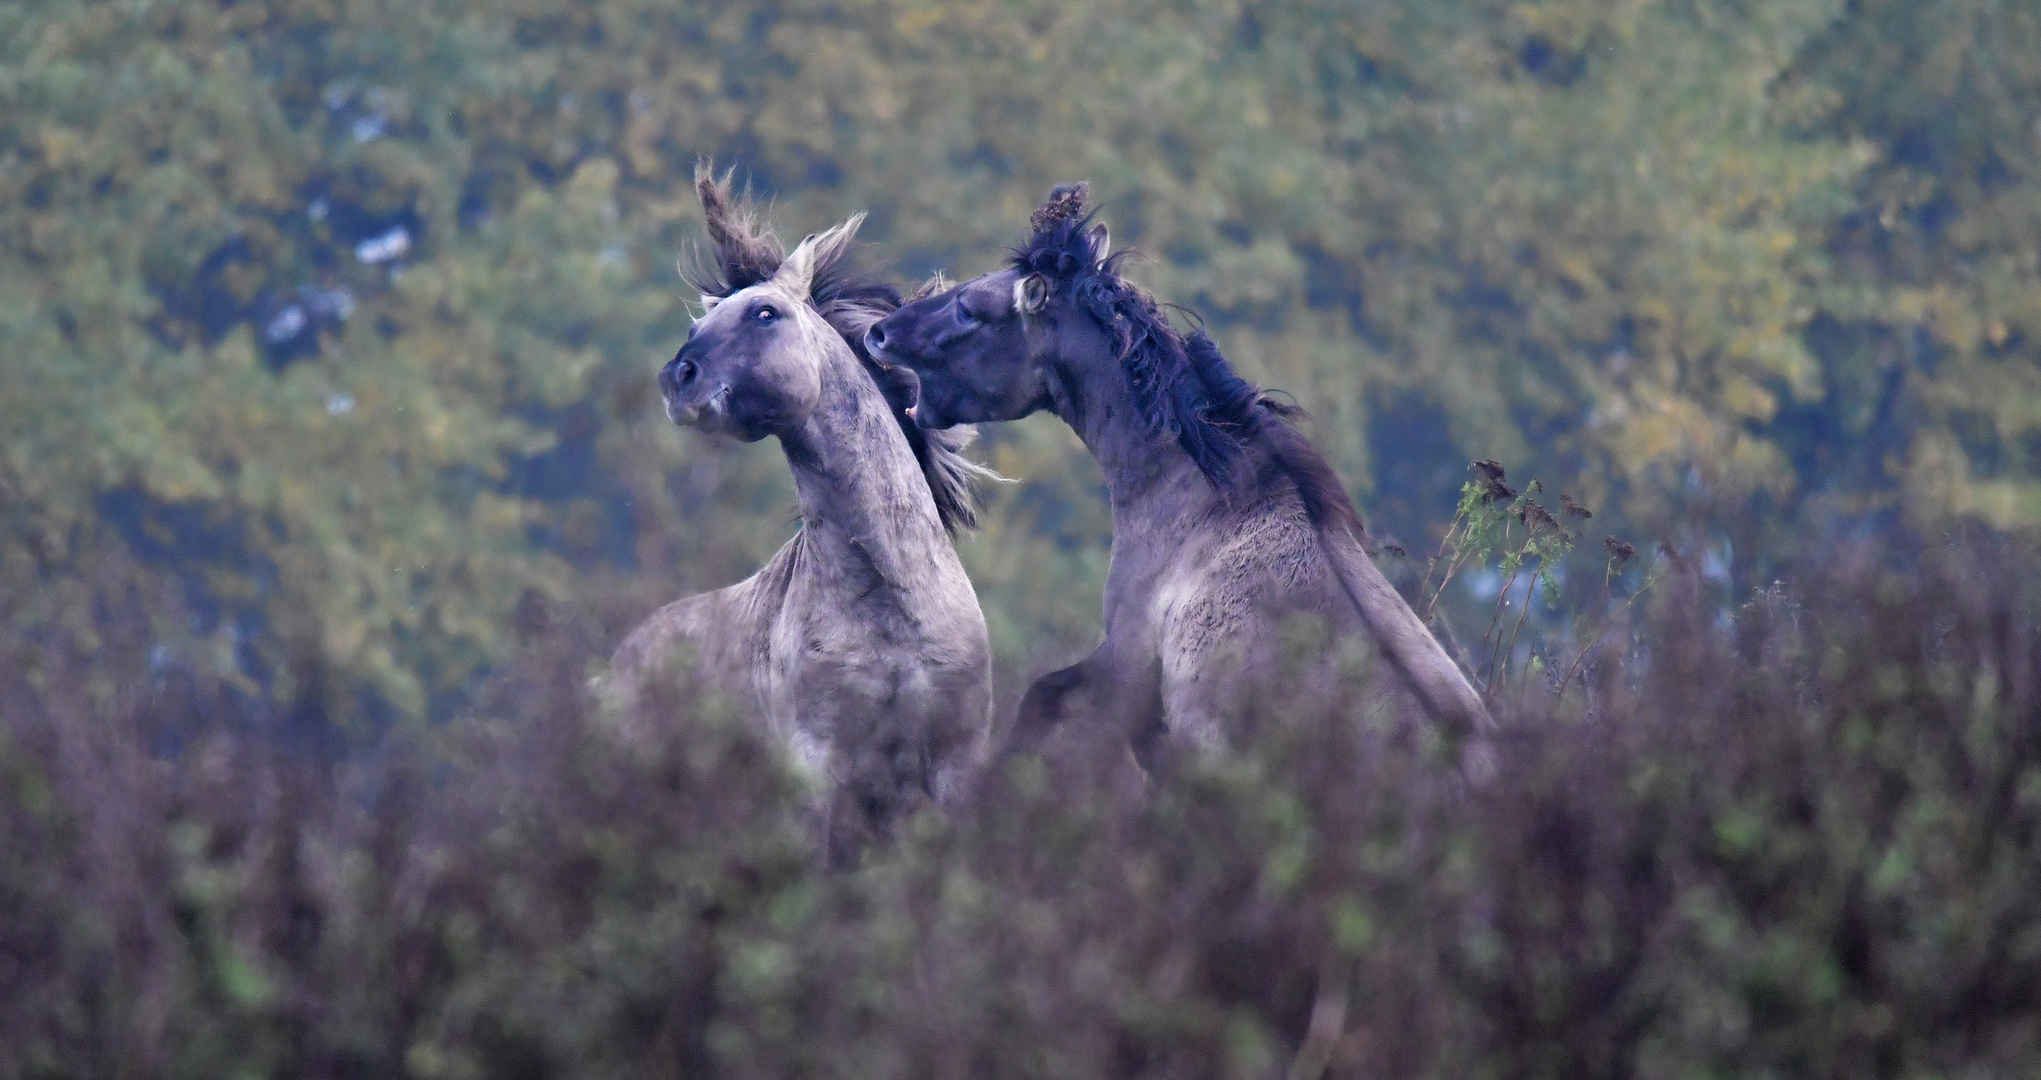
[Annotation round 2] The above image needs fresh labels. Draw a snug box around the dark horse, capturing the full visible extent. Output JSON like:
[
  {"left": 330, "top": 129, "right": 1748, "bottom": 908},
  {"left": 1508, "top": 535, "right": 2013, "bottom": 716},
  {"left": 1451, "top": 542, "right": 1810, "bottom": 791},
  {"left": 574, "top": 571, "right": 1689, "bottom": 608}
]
[
  {"left": 613, "top": 169, "right": 994, "bottom": 860},
  {"left": 866, "top": 184, "right": 1488, "bottom": 765}
]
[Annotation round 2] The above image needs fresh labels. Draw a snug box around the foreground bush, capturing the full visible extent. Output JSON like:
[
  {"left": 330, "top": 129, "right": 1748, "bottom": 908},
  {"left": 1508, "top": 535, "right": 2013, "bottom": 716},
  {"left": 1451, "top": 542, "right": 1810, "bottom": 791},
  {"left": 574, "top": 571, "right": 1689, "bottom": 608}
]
[{"left": 4, "top": 532, "right": 2039, "bottom": 1079}]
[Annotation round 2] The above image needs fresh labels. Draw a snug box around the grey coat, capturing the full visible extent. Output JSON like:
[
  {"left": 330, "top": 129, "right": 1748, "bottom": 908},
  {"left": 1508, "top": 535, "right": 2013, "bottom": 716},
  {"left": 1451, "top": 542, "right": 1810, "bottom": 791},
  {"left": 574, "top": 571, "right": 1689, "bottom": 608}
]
[{"left": 614, "top": 198, "right": 991, "bottom": 857}]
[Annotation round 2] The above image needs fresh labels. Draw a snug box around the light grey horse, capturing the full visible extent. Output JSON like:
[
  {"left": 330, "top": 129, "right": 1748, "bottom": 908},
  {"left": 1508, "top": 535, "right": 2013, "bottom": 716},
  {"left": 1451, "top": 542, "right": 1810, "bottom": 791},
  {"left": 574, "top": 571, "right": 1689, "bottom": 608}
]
[
  {"left": 614, "top": 172, "right": 993, "bottom": 859},
  {"left": 865, "top": 183, "right": 1488, "bottom": 768}
]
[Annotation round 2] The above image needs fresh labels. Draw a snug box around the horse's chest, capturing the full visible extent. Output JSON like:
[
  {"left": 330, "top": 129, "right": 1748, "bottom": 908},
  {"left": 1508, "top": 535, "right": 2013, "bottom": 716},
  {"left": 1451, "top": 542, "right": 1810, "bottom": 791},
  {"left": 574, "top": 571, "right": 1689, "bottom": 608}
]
[
  {"left": 763, "top": 603, "right": 905, "bottom": 708},
  {"left": 774, "top": 612, "right": 874, "bottom": 667}
]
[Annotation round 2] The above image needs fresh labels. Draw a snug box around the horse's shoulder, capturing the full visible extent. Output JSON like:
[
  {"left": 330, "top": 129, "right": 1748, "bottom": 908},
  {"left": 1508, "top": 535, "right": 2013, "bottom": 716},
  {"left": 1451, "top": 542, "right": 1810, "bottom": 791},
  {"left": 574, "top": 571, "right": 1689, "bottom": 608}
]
[
  {"left": 615, "top": 533, "right": 806, "bottom": 678},
  {"left": 614, "top": 582, "right": 738, "bottom": 678},
  {"left": 752, "top": 533, "right": 806, "bottom": 597}
]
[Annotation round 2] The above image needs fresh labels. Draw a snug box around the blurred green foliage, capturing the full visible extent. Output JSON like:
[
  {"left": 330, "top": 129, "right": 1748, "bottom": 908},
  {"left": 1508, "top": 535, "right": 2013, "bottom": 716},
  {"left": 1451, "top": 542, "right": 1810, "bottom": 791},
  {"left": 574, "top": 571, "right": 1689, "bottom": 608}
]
[{"left": 4, "top": 0, "right": 2039, "bottom": 720}]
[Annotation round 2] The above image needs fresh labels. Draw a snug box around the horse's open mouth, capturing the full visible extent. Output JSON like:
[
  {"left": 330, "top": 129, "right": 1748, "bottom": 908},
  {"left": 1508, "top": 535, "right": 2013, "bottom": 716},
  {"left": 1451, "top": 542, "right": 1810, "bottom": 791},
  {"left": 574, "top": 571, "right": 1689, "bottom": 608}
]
[{"left": 664, "top": 384, "right": 731, "bottom": 426}]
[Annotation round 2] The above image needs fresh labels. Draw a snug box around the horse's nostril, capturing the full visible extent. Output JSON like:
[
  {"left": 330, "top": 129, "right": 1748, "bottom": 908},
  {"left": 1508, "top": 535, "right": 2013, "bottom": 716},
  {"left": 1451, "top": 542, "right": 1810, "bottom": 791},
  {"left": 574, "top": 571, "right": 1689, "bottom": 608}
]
[
  {"left": 867, "top": 323, "right": 887, "bottom": 349},
  {"left": 678, "top": 360, "right": 699, "bottom": 385}
]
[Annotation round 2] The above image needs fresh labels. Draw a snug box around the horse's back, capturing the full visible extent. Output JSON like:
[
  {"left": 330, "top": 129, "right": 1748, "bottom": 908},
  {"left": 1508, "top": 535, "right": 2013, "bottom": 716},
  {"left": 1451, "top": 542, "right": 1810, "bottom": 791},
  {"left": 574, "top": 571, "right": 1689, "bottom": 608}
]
[
  {"left": 610, "top": 541, "right": 799, "bottom": 712},
  {"left": 1153, "top": 495, "right": 1416, "bottom": 747}
]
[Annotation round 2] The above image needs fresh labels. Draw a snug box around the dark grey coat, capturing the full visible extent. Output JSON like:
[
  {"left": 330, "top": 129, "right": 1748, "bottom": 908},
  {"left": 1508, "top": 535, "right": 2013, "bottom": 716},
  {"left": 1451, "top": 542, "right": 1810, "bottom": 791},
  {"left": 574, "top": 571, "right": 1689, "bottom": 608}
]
[{"left": 866, "top": 186, "right": 1488, "bottom": 767}]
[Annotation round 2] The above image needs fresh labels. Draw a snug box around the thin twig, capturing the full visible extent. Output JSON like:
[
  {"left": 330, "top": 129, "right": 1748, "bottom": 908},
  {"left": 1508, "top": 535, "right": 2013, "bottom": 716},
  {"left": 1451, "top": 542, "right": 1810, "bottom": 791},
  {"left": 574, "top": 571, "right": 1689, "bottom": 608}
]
[
  {"left": 1416, "top": 530, "right": 1454, "bottom": 599},
  {"left": 1556, "top": 557, "right": 1667, "bottom": 700},
  {"left": 1479, "top": 552, "right": 1524, "bottom": 691},
  {"left": 1415, "top": 516, "right": 1465, "bottom": 607},
  {"left": 1498, "top": 568, "right": 1537, "bottom": 694},
  {"left": 1424, "top": 516, "right": 1486, "bottom": 620}
]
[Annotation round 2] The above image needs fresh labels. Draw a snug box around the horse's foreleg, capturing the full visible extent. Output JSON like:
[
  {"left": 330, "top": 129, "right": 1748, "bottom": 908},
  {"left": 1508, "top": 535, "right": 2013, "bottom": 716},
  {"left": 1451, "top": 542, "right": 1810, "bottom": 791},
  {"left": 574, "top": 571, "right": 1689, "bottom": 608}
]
[
  {"left": 1008, "top": 662, "right": 1086, "bottom": 752},
  {"left": 1000, "top": 650, "right": 1166, "bottom": 794}
]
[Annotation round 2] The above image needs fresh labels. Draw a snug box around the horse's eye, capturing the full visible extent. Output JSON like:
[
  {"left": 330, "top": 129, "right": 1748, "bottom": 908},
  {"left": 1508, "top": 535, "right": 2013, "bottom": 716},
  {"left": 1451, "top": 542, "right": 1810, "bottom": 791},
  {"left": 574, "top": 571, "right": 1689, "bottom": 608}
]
[{"left": 753, "top": 305, "right": 778, "bottom": 323}]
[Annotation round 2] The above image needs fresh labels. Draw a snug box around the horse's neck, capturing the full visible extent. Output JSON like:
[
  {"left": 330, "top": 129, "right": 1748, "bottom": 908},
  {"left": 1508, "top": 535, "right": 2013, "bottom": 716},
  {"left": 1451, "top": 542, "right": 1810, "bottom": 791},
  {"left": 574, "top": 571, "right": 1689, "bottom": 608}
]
[
  {"left": 1051, "top": 346, "right": 1220, "bottom": 545},
  {"left": 780, "top": 350, "right": 954, "bottom": 595},
  {"left": 1050, "top": 346, "right": 1223, "bottom": 636}
]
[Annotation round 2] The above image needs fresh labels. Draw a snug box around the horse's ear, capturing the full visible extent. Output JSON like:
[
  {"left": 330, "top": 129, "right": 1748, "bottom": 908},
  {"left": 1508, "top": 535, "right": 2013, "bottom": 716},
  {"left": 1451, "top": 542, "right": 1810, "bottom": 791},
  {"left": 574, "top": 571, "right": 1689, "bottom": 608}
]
[
  {"left": 774, "top": 212, "right": 866, "bottom": 299},
  {"left": 1085, "top": 222, "right": 1110, "bottom": 263},
  {"left": 1014, "top": 272, "right": 1050, "bottom": 316}
]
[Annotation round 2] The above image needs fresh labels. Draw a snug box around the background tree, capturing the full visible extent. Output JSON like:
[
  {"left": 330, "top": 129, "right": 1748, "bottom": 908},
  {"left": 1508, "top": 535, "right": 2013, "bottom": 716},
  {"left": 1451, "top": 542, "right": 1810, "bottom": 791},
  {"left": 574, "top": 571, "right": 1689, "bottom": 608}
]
[{"left": 4, "top": 0, "right": 2036, "bottom": 724}]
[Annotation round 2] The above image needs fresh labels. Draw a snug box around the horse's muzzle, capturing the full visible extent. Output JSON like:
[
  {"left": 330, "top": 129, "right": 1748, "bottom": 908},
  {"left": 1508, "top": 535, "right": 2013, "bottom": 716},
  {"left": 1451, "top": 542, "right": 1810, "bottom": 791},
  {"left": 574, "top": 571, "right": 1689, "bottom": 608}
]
[{"left": 659, "top": 351, "right": 730, "bottom": 425}]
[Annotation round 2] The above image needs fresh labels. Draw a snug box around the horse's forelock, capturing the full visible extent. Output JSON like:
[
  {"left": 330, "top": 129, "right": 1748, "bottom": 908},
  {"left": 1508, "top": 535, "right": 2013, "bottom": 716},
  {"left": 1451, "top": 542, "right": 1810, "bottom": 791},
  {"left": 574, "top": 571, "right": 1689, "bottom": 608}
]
[
  {"left": 687, "top": 164, "right": 784, "bottom": 299},
  {"left": 1030, "top": 182, "right": 1091, "bottom": 234}
]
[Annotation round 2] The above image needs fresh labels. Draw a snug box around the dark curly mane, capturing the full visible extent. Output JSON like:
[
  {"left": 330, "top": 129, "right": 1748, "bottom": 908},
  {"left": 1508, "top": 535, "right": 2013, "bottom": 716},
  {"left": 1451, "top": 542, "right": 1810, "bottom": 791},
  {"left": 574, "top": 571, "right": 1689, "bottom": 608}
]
[
  {"left": 685, "top": 165, "right": 988, "bottom": 532},
  {"left": 1012, "top": 183, "right": 1365, "bottom": 544}
]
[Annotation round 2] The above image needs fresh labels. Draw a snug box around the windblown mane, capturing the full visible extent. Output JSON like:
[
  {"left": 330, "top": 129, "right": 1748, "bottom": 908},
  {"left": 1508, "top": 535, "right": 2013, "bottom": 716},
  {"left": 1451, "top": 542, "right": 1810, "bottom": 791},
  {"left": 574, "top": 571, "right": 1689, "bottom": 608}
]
[
  {"left": 685, "top": 165, "right": 990, "bottom": 532},
  {"left": 1012, "top": 183, "right": 1367, "bottom": 545}
]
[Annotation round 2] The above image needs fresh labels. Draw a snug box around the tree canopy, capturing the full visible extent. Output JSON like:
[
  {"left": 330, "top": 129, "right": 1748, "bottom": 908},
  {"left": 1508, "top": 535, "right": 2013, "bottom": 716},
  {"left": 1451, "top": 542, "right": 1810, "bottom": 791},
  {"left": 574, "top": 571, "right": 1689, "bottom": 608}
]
[{"left": 4, "top": 0, "right": 2038, "bottom": 723}]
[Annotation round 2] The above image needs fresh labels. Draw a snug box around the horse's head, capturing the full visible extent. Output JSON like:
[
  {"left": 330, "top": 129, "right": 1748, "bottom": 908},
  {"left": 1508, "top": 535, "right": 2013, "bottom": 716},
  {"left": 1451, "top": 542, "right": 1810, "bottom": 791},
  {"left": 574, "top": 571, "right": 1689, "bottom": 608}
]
[
  {"left": 864, "top": 184, "right": 1109, "bottom": 430},
  {"left": 661, "top": 217, "right": 864, "bottom": 442},
  {"left": 870, "top": 183, "right": 1294, "bottom": 497}
]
